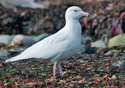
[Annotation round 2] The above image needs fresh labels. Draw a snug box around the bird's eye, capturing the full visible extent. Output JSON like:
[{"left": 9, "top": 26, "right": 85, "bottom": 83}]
[{"left": 74, "top": 10, "right": 78, "bottom": 12}]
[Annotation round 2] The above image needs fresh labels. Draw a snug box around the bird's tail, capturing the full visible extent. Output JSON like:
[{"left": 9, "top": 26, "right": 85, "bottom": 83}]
[{"left": 5, "top": 55, "right": 22, "bottom": 63}]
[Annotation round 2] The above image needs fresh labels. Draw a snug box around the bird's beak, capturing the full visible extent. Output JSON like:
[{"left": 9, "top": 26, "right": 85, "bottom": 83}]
[{"left": 80, "top": 12, "right": 90, "bottom": 17}]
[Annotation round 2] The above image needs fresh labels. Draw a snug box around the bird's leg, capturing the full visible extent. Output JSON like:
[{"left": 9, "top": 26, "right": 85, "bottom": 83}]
[
  {"left": 53, "top": 62, "right": 57, "bottom": 76},
  {"left": 58, "top": 62, "right": 63, "bottom": 76}
]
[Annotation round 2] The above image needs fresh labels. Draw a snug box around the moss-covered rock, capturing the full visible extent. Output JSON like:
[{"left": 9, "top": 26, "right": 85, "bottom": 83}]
[{"left": 108, "top": 34, "right": 125, "bottom": 47}]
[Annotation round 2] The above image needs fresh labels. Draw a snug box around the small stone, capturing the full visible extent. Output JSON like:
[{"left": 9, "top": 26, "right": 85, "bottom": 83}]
[
  {"left": 0, "top": 50, "right": 9, "bottom": 56},
  {"left": 91, "top": 40, "right": 107, "bottom": 48},
  {"left": 79, "top": 44, "right": 95, "bottom": 54},
  {"left": 0, "top": 35, "right": 15, "bottom": 45},
  {"left": 120, "top": 62, "right": 125, "bottom": 68},
  {"left": 112, "top": 75, "right": 117, "bottom": 79},
  {"left": 108, "top": 34, "right": 125, "bottom": 47},
  {"left": 11, "top": 34, "right": 35, "bottom": 46},
  {"left": 105, "top": 50, "right": 119, "bottom": 55}
]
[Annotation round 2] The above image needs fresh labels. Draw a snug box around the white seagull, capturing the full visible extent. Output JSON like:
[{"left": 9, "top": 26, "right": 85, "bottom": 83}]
[{"left": 5, "top": 6, "right": 89, "bottom": 76}]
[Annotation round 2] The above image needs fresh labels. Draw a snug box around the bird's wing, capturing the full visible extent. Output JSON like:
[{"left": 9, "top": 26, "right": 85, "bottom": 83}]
[{"left": 19, "top": 30, "right": 70, "bottom": 60}]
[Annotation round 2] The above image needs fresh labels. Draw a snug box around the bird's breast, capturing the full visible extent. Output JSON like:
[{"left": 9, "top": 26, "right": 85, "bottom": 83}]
[{"left": 67, "top": 35, "right": 81, "bottom": 53}]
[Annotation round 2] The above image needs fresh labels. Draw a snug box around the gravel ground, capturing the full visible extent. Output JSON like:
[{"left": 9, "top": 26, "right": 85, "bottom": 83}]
[{"left": 0, "top": 46, "right": 125, "bottom": 88}]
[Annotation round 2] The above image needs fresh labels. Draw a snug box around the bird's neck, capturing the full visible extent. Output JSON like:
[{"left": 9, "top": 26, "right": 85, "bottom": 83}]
[
  {"left": 65, "top": 18, "right": 79, "bottom": 25},
  {"left": 64, "top": 18, "right": 82, "bottom": 45},
  {"left": 65, "top": 18, "right": 81, "bottom": 34},
  {"left": 64, "top": 18, "right": 82, "bottom": 47}
]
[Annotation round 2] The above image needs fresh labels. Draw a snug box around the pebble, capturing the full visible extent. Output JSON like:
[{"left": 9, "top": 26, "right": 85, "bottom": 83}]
[
  {"left": 11, "top": 34, "right": 35, "bottom": 46},
  {"left": 108, "top": 34, "right": 125, "bottom": 47},
  {"left": 0, "top": 35, "right": 15, "bottom": 45},
  {"left": 91, "top": 40, "right": 107, "bottom": 48},
  {"left": 0, "top": 50, "right": 9, "bottom": 57},
  {"left": 79, "top": 44, "right": 95, "bottom": 54}
]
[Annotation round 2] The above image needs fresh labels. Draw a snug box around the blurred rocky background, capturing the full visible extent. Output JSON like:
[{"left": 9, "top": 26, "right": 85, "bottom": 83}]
[
  {"left": 0, "top": 0, "right": 125, "bottom": 56},
  {"left": 0, "top": 0, "right": 124, "bottom": 53}
]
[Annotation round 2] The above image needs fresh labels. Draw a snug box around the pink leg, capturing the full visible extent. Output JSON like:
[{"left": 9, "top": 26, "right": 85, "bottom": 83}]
[
  {"left": 58, "top": 62, "right": 63, "bottom": 76},
  {"left": 53, "top": 62, "right": 57, "bottom": 76}
]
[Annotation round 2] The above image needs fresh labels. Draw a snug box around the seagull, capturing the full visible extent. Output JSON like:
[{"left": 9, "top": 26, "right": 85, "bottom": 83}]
[{"left": 5, "top": 6, "right": 89, "bottom": 76}]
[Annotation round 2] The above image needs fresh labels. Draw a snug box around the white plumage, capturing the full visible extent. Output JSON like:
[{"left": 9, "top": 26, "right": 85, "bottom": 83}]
[{"left": 5, "top": 6, "right": 89, "bottom": 76}]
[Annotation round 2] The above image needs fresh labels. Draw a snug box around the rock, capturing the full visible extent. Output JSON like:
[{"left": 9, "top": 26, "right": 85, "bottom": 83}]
[
  {"left": 81, "top": 35, "right": 92, "bottom": 44},
  {"left": 11, "top": 34, "right": 35, "bottom": 47},
  {"left": 0, "top": 50, "right": 9, "bottom": 57},
  {"left": 0, "top": 35, "right": 15, "bottom": 45},
  {"left": 105, "top": 49, "right": 119, "bottom": 55},
  {"left": 112, "top": 61, "right": 124, "bottom": 68},
  {"left": 112, "top": 63, "right": 117, "bottom": 67},
  {"left": 0, "top": 50, "right": 9, "bottom": 60},
  {"left": 108, "top": 34, "right": 125, "bottom": 47},
  {"left": 9, "top": 48, "right": 25, "bottom": 52},
  {"left": 27, "top": 36, "right": 36, "bottom": 41},
  {"left": 0, "top": 57, "right": 8, "bottom": 60},
  {"left": 120, "top": 62, "right": 125, "bottom": 68},
  {"left": 91, "top": 40, "right": 107, "bottom": 48},
  {"left": 79, "top": 44, "right": 95, "bottom": 54},
  {"left": 10, "top": 34, "right": 50, "bottom": 46},
  {"left": 33, "top": 33, "right": 50, "bottom": 42},
  {"left": 112, "top": 75, "right": 117, "bottom": 79}
]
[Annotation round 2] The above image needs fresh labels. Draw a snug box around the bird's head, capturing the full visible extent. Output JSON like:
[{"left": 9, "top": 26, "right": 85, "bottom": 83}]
[{"left": 65, "top": 6, "right": 89, "bottom": 20}]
